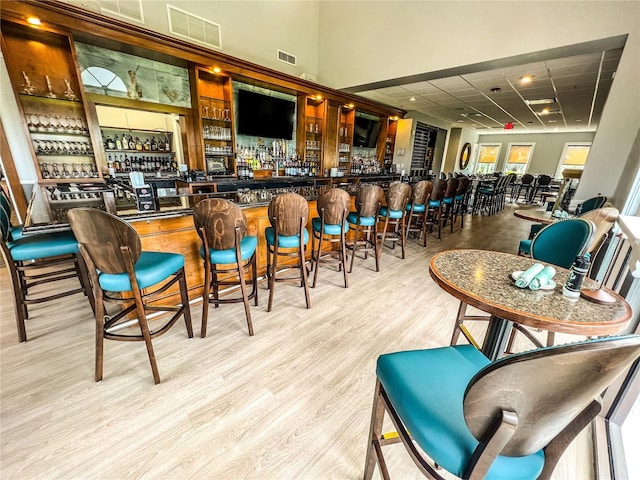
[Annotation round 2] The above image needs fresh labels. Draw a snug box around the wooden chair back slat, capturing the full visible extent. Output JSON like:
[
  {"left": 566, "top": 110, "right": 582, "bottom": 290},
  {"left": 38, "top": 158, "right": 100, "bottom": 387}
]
[
  {"left": 317, "top": 188, "right": 350, "bottom": 225},
  {"left": 268, "top": 192, "right": 309, "bottom": 236},
  {"left": 68, "top": 208, "right": 141, "bottom": 274},
  {"left": 411, "top": 180, "right": 432, "bottom": 205},
  {"left": 464, "top": 336, "right": 640, "bottom": 456},
  {"left": 430, "top": 179, "right": 447, "bottom": 202},
  {"left": 356, "top": 185, "right": 384, "bottom": 218},
  {"left": 193, "top": 199, "right": 247, "bottom": 251},
  {"left": 386, "top": 182, "right": 411, "bottom": 211}
]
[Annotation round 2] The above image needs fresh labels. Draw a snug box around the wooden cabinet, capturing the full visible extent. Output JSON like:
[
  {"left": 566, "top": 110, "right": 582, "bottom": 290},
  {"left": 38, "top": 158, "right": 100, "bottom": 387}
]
[
  {"left": 194, "top": 68, "right": 235, "bottom": 176},
  {"left": 102, "top": 127, "right": 176, "bottom": 176},
  {"left": 1, "top": 21, "right": 103, "bottom": 183},
  {"left": 301, "top": 95, "right": 326, "bottom": 174},
  {"left": 338, "top": 106, "right": 355, "bottom": 175}
]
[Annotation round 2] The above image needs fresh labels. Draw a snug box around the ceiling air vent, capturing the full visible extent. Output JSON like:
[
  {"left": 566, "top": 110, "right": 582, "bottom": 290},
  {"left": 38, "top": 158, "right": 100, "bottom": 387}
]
[
  {"left": 167, "top": 4, "right": 222, "bottom": 50},
  {"left": 99, "top": 0, "right": 144, "bottom": 23},
  {"left": 277, "top": 50, "right": 297, "bottom": 66}
]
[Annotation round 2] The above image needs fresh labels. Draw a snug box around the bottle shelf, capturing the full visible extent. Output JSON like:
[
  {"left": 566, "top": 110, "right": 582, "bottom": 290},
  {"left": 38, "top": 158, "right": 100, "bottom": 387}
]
[
  {"left": 19, "top": 93, "right": 81, "bottom": 104},
  {"left": 105, "top": 149, "right": 174, "bottom": 154}
]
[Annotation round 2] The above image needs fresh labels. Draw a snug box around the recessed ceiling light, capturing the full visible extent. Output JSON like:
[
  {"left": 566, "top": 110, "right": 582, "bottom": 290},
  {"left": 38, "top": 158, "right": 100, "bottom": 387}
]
[
  {"left": 521, "top": 75, "right": 534, "bottom": 84},
  {"left": 548, "top": 120, "right": 557, "bottom": 123},
  {"left": 27, "top": 16, "right": 41, "bottom": 25},
  {"left": 457, "top": 120, "right": 465, "bottom": 123},
  {"left": 409, "top": 97, "right": 416, "bottom": 102},
  {"left": 576, "top": 119, "right": 583, "bottom": 122},
  {"left": 526, "top": 98, "right": 557, "bottom": 106},
  {"left": 212, "top": 67, "right": 221, "bottom": 73}
]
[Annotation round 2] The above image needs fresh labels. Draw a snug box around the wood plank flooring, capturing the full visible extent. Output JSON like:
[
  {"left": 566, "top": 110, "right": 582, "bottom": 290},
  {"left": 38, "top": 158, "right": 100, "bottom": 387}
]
[{"left": 0, "top": 204, "right": 593, "bottom": 479}]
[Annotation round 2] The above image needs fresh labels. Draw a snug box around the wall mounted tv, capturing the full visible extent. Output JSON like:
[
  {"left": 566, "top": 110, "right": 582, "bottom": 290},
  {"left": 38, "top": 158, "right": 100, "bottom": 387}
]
[
  {"left": 353, "top": 115, "right": 381, "bottom": 148},
  {"left": 236, "top": 89, "right": 295, "bottom": 140}
]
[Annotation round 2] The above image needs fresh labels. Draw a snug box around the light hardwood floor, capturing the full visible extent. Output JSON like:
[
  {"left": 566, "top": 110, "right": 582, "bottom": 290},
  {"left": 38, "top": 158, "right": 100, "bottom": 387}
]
[{"left": 0, "top": 204, "right": 593, "bottom": 479}]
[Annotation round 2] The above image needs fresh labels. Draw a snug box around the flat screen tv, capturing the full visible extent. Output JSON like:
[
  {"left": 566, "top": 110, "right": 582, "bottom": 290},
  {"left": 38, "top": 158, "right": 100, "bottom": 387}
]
[
  {"left": 236, "top": 89, "right": 295, "bottom": 140},
  {"left": 353, "top": 115, "right": 381, "bottom": 148}
]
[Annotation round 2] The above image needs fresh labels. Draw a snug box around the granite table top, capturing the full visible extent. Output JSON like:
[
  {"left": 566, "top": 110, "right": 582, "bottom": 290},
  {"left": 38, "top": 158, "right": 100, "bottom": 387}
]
[{"left": 429, "top": 249, "right": 633, "bottom": 336}]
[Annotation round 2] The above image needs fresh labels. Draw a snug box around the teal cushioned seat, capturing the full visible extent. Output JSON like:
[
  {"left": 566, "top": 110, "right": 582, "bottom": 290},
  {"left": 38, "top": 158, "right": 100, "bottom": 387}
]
[
  {"left": 519, "top": 239, "right": 532, "bottom": 255},
  {"left": 98, "top": 251, "right": 185, "bottom": 292},
  {"left": 347, "top": 212, "right": 376, "bottom": 226},
  {"left": 312, "top": 217, "right": 349, "bottom": 235},
  {"left": 406, "top": 203, "right": 426, "bottom": 212},
  {"left": 199, "top": 235, "right": 257, "bottom": 264},
  {"left": 379, "top": 206, "right": 403, "bottom": 219},
  {"left": 10, "top": 226, "right": 24, "bottom": 240},
  {"left": 443, "top": 197, "right": 454, "bottom": 204},
  {"left": 8, "top": 230, "right": 79, "bottom": 261},
  {"left": 478, "top": 188, "right": 494, "bottom": 195},
  {"left": 377, "top": 345, "right": 545, "bottom": 480},
  {"left": 428, "top": 199, "right": 441, "bottom": 208},
  {"left": 265, "top": 226, "right": 309, "bottom": 248},
  {"left": 455, "top": 194, "right": 465, "bottom": 201}
]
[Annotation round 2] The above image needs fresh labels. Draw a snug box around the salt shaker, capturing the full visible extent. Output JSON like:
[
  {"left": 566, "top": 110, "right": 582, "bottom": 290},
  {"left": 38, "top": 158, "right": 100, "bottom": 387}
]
[{"left": 562, "top": 253, "right": 591, "bottom": 298}]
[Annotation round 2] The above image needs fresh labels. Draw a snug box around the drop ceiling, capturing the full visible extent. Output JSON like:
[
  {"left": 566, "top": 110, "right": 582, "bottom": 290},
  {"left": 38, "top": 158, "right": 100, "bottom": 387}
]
[{"left": 344, "top": 36, "right": 626, "bottom": 133}]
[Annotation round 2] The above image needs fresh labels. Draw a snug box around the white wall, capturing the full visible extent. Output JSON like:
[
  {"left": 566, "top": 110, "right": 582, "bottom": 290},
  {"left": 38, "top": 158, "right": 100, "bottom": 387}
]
[
  {"left": 317, "top": 1, "right": 640, "bottom": 206},
  {"left": 476, "top": 132, "right": 595, "bottom": 177},
  {"left": 70, "top": 0, "right": 321, "bottom": 80}
]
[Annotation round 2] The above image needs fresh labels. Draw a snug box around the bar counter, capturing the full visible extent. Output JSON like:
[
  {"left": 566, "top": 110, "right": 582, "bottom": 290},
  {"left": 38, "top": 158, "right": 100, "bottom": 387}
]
[{"left": 23, "top": 174, "right": 399, "bottom": 300}]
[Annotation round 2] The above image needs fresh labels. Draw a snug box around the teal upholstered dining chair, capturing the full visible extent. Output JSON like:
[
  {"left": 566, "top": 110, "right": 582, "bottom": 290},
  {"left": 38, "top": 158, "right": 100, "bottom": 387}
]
[
  {"left": 518, "top": 217, "right": 594, "bottom": 266},
  {"left": 0, "top": 188, "right": 24, "bottom": 239},
  {"left": 576, "top": 195, "right": 607, "bottom": 215},
  {"left": 1, "top": 197, "right": 92, "bottom": 343},
  {"left": 347, "top": 184, "right": 383, "bottom": 273},
  {"left": 265, "top": 192, "right": 311, "bottom": 312},
  {"left": 311, "top": 187, "right": 351, "bottom": 288},
  {"left": 68, "top": 208, "right": 193, "bottom": 384},
  {"left": 364, "top": 335, "right": 640, "bottom": 480},
  {"left": 193, "top": 198, "right": 258, "bottom": 337}
]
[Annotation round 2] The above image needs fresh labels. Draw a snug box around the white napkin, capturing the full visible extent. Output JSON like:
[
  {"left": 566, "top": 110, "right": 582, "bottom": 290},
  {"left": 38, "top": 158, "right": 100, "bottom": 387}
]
[{"left": 515, "top": 263, "right": 545, "bottom": 288}]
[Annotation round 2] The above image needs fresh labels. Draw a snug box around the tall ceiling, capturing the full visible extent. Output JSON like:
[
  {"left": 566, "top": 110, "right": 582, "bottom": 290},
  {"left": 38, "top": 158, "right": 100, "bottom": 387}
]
[{"left": 345, "top": 37, "right": 626, "bottom": 134}]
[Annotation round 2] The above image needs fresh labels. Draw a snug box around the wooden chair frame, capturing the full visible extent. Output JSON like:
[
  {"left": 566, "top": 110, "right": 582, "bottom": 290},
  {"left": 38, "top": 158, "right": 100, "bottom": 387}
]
[
  {"left": 378, "top": 183, "right": 411, "bottom": 258},
  {"left": 347, "top": 185, "right": 383, "bottom": 273}
]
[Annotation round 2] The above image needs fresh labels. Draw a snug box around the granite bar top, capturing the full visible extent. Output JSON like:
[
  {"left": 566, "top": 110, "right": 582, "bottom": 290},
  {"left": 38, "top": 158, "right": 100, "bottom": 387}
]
[{"left": 429, "top": 249, "right": 632, "bottom": 335}]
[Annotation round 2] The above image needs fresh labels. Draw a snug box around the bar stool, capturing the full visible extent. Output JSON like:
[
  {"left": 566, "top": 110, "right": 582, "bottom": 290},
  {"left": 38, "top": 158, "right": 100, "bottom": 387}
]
[
  {"left": 405, "top": 180, "right": 432, "bottom": 246},
  {"left": 193, "top": 198, "right": 258, "bottom": 337},
  {"left": 1, "top": 200, "right": 93, "bottom": 343},
  {"left": 529, "top": 174, "right": 552, "bottom": 204},
  {"left": 425, "top": 178, "right": 447, "bottom": 240},
  {"left": 311, "top": 188, "right": 350, "bottom": 288},
  {"left": 265, "top": 192, "right": 311, "bottom": 312},
  {"left": 377, "top": 182, "right": 411, "bottom": 259},
  {"left": 451, "top": 176, "right": 470, "bottom": 230},
  {"left": 0, "top": 188, "right": 23, "bottom": 239},
  {"left": 68, "top": 208, "right": 193, "bottom": 384},
  {"left": 440, "top": 177, "right": 459, "bottom": 234},
  {"left": 346, "top": 185, "right": 383, "bottom": 273}
]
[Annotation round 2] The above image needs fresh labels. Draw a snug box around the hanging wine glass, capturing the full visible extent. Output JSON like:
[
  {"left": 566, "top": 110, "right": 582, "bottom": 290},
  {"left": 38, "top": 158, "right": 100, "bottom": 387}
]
[
  {"left": 63, "top": 79, "right": 79, "bottom": 101},
  {"left": 224, "top": 109, "right": 231, "bottom": 122},
  {"left": 49, "top": 115, "right": 60, "bottom": 132},
  {"left": 203, "top": 105, "right": 209, "bottom": 119},
  {"left": 38, "top": 114, "right": 50, "bottom": 132},
  {"left": 19, "top": 71, "right": 39, "bottom": 95}
]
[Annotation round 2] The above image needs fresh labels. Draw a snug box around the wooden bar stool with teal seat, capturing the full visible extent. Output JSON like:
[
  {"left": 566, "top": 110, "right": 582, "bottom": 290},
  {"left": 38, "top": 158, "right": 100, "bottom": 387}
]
[
  {"left": 1, "top": 199, "right": 93, "bottom": 342},
  {"left": 265, "top": 192, "right": 311, "bottom": 312},
  {"left": 440, "top": 177, "right": 459, "bottom": 234},
  {"left": 425, "top": 178, "right": 447, "bottom": 240},
  {"left": 451, "top": 176, "right": 471, "bottom": 230},
  {"left": 68, "top": 208, "right": 193, "bottom": 384},
  {"left": 377, "top": 182, "right": 411, "bottom": 259},
  {"left": 405, "top": 180, "right": 431, "bottom": 246},
  {"left": 193, "top": 198, "right": 258, "bottom": 337},
  {"left": 346, "top": 185, "right": 383, "bottom": 273},
  {"left": 0, "top": 188, "right": 24, "bottom": 239},
  {"left": 364, "top": 335, "right": 640, "bottom": 480},
  {"left": 311, "top": 188, "right": 350, "bottom": 288}
]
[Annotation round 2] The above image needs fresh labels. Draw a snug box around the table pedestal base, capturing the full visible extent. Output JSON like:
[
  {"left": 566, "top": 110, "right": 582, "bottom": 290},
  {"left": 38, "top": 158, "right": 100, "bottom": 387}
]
[{"left": 483, "top": 316, "right": 513, "bottom": 361}]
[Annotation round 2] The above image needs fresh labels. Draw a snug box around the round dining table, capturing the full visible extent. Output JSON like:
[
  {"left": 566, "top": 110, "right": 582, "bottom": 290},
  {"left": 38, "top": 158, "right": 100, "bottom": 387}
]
[
  {"left": 513, "top": 208, "right": 560, "bottom": 224},
  {"left": 429, "top": 249, "right": 634, "bottom": 360}
]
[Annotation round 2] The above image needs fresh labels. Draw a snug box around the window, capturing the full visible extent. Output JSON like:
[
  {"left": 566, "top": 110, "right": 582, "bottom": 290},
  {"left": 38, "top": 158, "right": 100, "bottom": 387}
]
[
  {"left": 474, "top": 143, "right": 501, "bottom": 174},
  {"left": 555, "top": 142, "right": 591, "bottom": 179},
  {"left": 504, "top": 143, "right": 534, "bottom": 175}
]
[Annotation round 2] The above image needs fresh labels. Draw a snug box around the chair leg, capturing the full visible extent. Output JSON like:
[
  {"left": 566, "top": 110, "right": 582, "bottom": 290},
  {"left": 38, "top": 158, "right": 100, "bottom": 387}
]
[
  {"left": 372, "top": 224, "right": 380, "bottom": 272},
  {"left": 132, "top": 289, "right": 161, "bottom": 384},
  {"left": 267, "top": 245, "right": 278, "bottom": 312},
  {"left": 300, "top": 242, "right": 311, "bottom": 309},
  {"left": 95, "top": 295, "right": 105, "bottom": 382},
  {"left": 178, "top": 268, "right": 193, "bottom": 338},
  {"left": 312, "top": 232, "right": 323, "bottom": 288},
  {"left": 364, "top": 380, "right": 391, "bottom": 480},
  {"left": 251, "top": 254, "right": 259, "bottom": 306},
  {"left": 349, "top": 224, "right": 359, "bottom": 273},
  {"left": 238, "top": 256, "right": 254, "bottom": 336},
  {"left": 400, "top": 216, "right": 406, "bottom": 259},
  {"left": 378, "top": 216, "right": 389, "bottom": 258},
  {"left": 201, "top": 262, "right": 211, "bottom": 338},
  {"left": 341, "top": 229, "right": 349, "bottom": 288}
]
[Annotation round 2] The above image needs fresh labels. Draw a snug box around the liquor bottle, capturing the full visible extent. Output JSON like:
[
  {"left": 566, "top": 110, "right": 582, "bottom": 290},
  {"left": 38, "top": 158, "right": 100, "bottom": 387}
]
[
  {"left": 164, "top": 134, "right": 171, "bottom": 151},
  {"left": 128, "top": 135, "right": 136, "bottom": 150},
  {"left": 135, "top": 137, "right": 143, "bottom": 151},
  {"left": 151, "top": 136, "right": 158, "bottom": 151},
  {"left": 124, "top": 154, "right": 131, "bottom": 172},
  {"left": 157, "top": 136, "right": 164, "bottom": 151},
  {"left": 105, "top": 136, "right": 115, "bottom": 150},
  {"left": 562, "top": 253, "right": 591, "bottom": 298},
  {"left": 143, "top": 138, "right": 151, "bottom": 151},
  {"left": 115, "top": 134, "right": 123, "bottom": 150},
  {"left": 41, "top": 163, "right": 50, "bottom": 179}
]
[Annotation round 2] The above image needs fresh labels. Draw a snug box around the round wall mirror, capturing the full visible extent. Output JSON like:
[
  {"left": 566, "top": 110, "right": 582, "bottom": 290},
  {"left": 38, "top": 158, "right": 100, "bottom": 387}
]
[{"left": 459, "top": 143, "right": 471, "bottom": 170}]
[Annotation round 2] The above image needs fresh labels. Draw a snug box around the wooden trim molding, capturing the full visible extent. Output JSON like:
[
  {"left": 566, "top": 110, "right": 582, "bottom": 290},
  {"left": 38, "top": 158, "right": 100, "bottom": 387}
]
[{"left": 0, "top": 118, "right": 28, "bottom": 220}]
